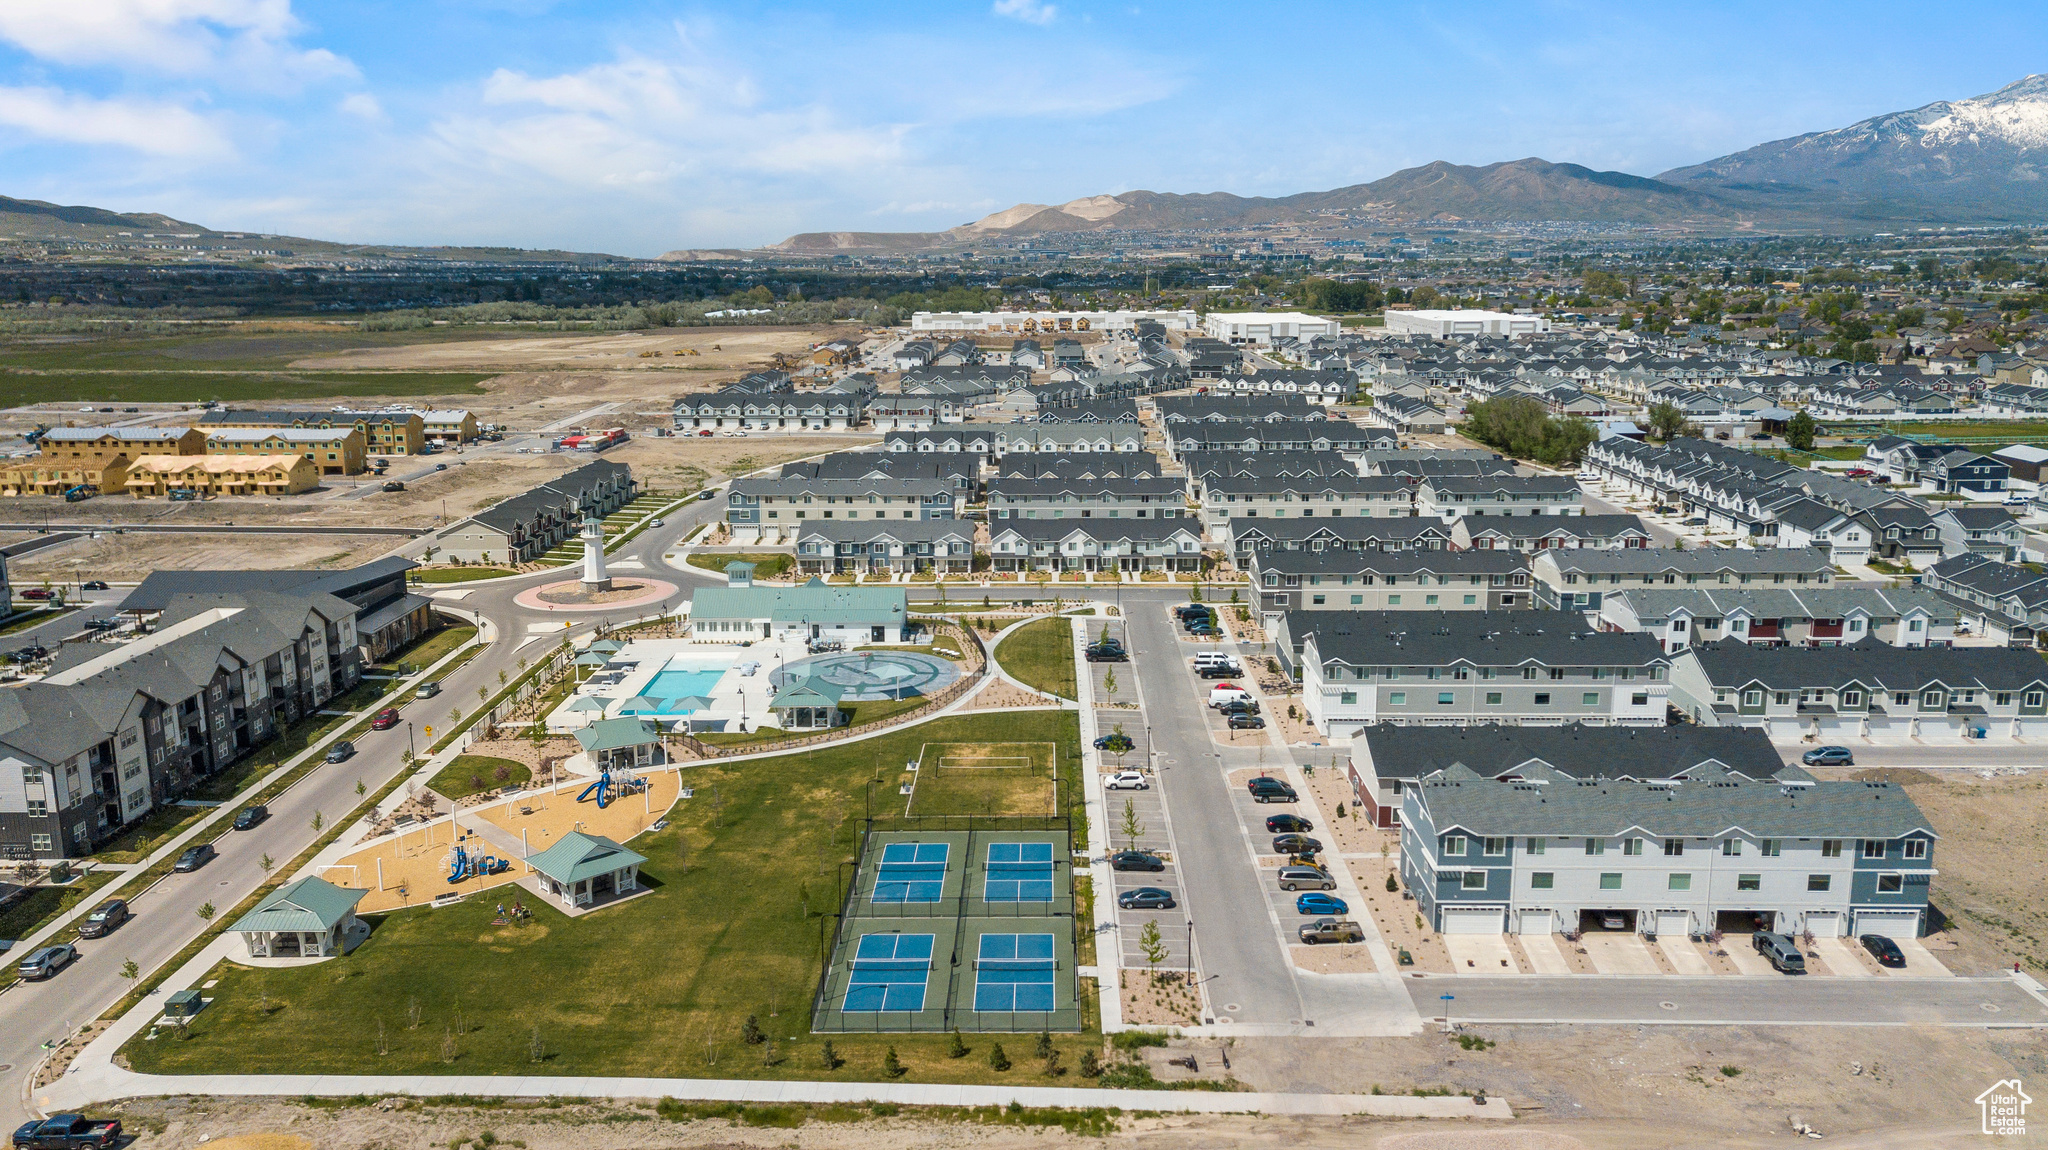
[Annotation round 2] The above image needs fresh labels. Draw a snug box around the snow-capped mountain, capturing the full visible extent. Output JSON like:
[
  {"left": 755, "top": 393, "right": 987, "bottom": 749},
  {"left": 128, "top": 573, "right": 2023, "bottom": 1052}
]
[{"left": 1657, "top": 74, "right": 2048, "bottom": 223}]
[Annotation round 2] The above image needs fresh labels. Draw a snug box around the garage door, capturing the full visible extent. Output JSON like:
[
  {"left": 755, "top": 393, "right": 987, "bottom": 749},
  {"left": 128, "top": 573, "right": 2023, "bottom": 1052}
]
[
  {"left": 1442, "top": 906, "right": 1505, "bottom": 934},
  {"left": 1853, "top": 909, "right": 1922, "bottom": 939},
  {"left": 1655, "top": 910, "right": 1692, "bottom": 938},
  {"left": 1804, "top": 911, "right": 1845, "bottom": 938},
  {"left": 1515, "top": 909, "right": 1554, "bottom": 936}
]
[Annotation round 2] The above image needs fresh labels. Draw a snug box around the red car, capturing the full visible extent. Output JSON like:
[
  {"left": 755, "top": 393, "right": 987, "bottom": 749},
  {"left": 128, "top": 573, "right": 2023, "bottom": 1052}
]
[
  {"left": 19, "top": 588, "right": 53, "bottom": 601},
  {"left": 1844, "top": 468, "right": 1874, "bottom": 479},
  {"left": 370, "top": 708, "right": 402, "bottom": 730}
]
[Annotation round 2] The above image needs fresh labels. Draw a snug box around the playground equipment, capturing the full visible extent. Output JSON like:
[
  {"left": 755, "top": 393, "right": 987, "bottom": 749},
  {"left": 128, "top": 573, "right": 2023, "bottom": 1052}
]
[
  {"left": 447, "top": 840, "right": 513, "bottom": 884},
  {"left": 575, "top": 767, "right": 649, "bottom": 810}
]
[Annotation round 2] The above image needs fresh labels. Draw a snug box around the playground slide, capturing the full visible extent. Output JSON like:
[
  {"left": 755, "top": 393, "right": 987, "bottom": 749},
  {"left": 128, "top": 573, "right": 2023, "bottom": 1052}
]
[
  {"left": 448, "top": 844, "right": 469, "bottom": 884},
  {"left": 577, "top": 773, "right": 611, "bottom": 808}
]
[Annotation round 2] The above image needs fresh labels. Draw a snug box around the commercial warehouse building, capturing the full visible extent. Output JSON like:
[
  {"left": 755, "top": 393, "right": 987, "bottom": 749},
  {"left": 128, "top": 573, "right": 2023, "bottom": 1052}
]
[
  {"left": 1199, "top": 311, "right": 1343, "bottom": 346},
  {"left": 1382, "top": 309, "right": 1551, "bottom": 338}
]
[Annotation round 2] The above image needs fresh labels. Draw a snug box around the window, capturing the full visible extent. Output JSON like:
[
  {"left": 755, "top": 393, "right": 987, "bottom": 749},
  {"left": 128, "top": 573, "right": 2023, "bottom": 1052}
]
[
  {"left": 1582, "top": 692, "right": 1600, "bottom": 706},
  {"left": 2028, "top": 691, "right": 2045, "bottom": 708},
  {"left": 1622, "top": 838, "right": 1643, "bottom": 856},
  {"left": 1438, "top": 692, "right": 1455, "bottom": 706},
  {"left": 1668, "top": 873, "right": 1692, "bottom": 892},
  {"left": 1760, "top": 839, "right": 1781, "bottom": 857},
  {"left": 1524, "top": 837, "right": 1545, "bottom": 855},
  {"left": 1388, "top": 594, "right": 1402, "bottom": 605},
  {"left": 1443, "top": 835, "right": 1466, "bottom": 856},
  {"left": 30, "top": 833, "right": 51, "bottom": 853},
  {"left": 1599, "top": 872, "right": 1622, "bottom": 890},
  {"left": 1743, "top": 689, "right": 1763, "bottom": 706},
  {"left": 1350, "top": 595, "right": 1363, "bottom": 605},
  {"left": 1821, "top": 840, "right": 1842, "bottom": 858},
  {"left": 1663, "top": 839, "right": 1684, "bottom": 857},
  {"left": 1523, "top": 667, "right": 1539, "bottom": 679},
  {"left": 1584, "top": 838, "right": 1606, "bottom": 855},
  {"left": 1534, "top": 692, "right": 1552, "bottom": 706},
  {"left": 1461, "top": 870, "right": 1487, "bottom": 890},
  {"left": 1389, "top": 692, "right": 1407, "bottom": 706},
  {"left": 1736, "top": 873, "right": 1762, "bottom": 891},
  {"left": 1997, "top": 692, "right": 2013, "bottom": 707},
  {"left": 1876, "top": 873, "right": 1905, "bottom": 893},
  {"left": 1862, "top": 840, "right": 1886, "bottom": 859},
  {"left": 1530, "top": 872, "right": 1554, "bottom": 889},
  {"left": 25, "top": 799, "right": 46, "bottom": 817},
  {"left": 1843, "top": 690, "right": 1863, "bottom": 707},
  {"left": 1339, "top": 691, "right": 1357, "bottom": 705},
  {"left": 1463, "top": 594, "right": 1477, "bottom": 605},
  {"left": 1484, "top": 691, "right": 1503, "bottom": 705},
  {"left": 1807, "top": 874, "right": 1832, "bottom": 892},
  {"left": 1483, "top": 837, "right": 1506, "bottom": 856},
  {"left": 1631, "top": 692, "right": 1649, "bottom": 706},
  {"left": 1312, "top": 595, "right": 1325, "bottom": 605},
  {"left": 1903, "top": 839, "right": 1928, "bottom": 860},
  {"left": 1921, "top": 689, "right": 1946, "bottom": 709}
]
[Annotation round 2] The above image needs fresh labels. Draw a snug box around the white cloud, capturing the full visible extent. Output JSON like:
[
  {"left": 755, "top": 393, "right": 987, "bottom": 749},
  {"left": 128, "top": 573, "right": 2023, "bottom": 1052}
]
[
  {"left": 0, "top": 84, "right": 233, "bottom": 157},
  {"left": 992, "top": 0, "right": 1058, "bottom": 25},
  {"left": 338, "top": 92, "right": 384, "bottom": 121},
  {"left": 0, "top": 0, "right": 356, "bottom": 90}
]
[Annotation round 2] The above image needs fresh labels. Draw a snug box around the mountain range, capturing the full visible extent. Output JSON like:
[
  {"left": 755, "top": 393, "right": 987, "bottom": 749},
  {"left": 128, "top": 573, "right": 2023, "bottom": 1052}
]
[{"left": 771, "top": 73, "right": 2048, "bottom": 252}]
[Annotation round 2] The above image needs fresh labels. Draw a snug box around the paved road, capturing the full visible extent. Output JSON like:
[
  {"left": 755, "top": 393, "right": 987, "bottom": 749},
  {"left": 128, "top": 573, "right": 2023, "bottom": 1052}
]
[{"left": 1410, "top": 973, "right": 2048, "bottom": 1026}]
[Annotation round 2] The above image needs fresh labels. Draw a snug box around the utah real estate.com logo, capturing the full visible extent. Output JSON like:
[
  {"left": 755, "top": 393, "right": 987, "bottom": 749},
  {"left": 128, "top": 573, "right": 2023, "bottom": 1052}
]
[{"left": 1978, "top": 1078, "right": 2030, "bottom": 1136}]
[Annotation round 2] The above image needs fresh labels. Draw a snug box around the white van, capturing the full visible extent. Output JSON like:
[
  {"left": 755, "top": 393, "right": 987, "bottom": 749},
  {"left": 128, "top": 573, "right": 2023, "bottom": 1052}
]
[{"left": 1208, "top": 684, "right": 1253, "bottom": 708}]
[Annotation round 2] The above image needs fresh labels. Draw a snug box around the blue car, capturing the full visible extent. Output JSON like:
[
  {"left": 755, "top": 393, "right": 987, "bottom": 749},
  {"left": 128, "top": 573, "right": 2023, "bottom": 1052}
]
[{"left": 1294, "top": 891, "right": 1349, "bottom": 916}]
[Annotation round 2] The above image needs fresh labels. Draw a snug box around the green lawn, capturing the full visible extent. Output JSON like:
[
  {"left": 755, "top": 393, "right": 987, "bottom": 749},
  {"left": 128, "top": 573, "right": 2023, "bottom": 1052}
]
[
  {"left": 373, "top": 624, "right": 478, "bottom": 674},
  {"left": 994, "top": 617, "right": 1077, "bottom": 700},
  {"left": 425, "top": 755, "right": 530, "bottom": 801},
  {"left": 1846, "top": 421, "right": 2048, "bottom": 441},
  {"left": 410, "top": 567, "right": 516, "bottom": 584},
  {"left": 686, "top": 552, "right": 793, "bottom": 580},
  {"left": 0, "top": 371, "right": 497, "bottom": 406},
  {"left": 122, "top": 710, "right": 1092, "bottom": 1084},
  {"left": 0, "top": 871, "right": 118, "bottom": 988}
]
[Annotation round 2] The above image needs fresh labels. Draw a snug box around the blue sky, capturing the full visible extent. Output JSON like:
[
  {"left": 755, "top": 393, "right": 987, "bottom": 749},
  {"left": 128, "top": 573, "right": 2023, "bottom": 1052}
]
[{"left": 1, "top": 1, "right": 2045, "bottom": 255}]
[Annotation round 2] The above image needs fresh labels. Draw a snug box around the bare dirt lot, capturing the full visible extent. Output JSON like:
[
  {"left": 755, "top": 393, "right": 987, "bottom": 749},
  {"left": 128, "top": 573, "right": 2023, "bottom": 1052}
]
[
  {"left": 2, "top": 530, "right": 398, "bottom": 582},
  {"left": 289, "top": 326, "right": 824, "bottom": 376},
  {"left": 98, "top": 1013, "right": 2044, "bottom": 1150}
]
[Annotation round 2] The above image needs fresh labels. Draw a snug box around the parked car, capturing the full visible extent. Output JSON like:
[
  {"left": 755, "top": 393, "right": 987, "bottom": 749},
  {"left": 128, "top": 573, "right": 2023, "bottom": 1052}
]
[
  {"left": 370, "top": 707, "right": 402, "bottom": 730},
  {"left": 1277, "top": 866, "right": 1335, "bottom": 892},
  {"left": 1247, "top": 777, "right": 1297, "bottom": 803},
  {"left": 1265, "top": 813, "right": 1313, "bottom": 833},
  {"left": 808, "top": 638, "right": 844, "bottom": 653},
  {"left": 1753, "top": 931, "right": 1807, "bottom": 974},
  {"left": 650, "top": 518, "right": 664, "bottom": 527},
  {"left": 1208, "top": 685, "right": 1252, "bottom": 708},
  {"left": 1860, "top": 933, "right": 1906, "bottom": 968},
  {"left": 1228, "top": 714, "right": 1266, "bottom": 730},
  {"left": 1297, "top": 918, "right": 1365, "bottom": 944},
  {"left": 697, "top": 487, "right": 716, "bottom": 497},
  {"left": 174, "top": 843, "right": 217, "bottom": 871},
  {"left": 233, "top": 805, "right": 268, "bottom": 831},
  {"left": 1084, "top": 643, "right": 1127, "bottom": 663},
  {"left": 79, "top": 580, "right": 109, "bottom": 591},
  {"left": 1104, "top": 770, "right": 1149, "bottom": 791},
  {"left": 75, "top": 899, "right": 130, "bottom": 939},
  {"left": 1109, "top": 850, "right": 1165, "bottom": 872},
  {"left": 1294, "top": 891, "right": 1348, "bottom": 916},
  {"left": 19, "top": 589, "right": 53, "bottom": 601},
  {"left": 415, "top": 681, "right": 441, "bottom": 699},
  {"left": 1844, "top": 468, "right": 1875, "bottom": 479},
  {"left": 1117, "top": 887, "right": 1176, "bottom": 910},
  {"left": 1196, "top": 664, "right": 1242, "bottom": 679},
  {"left": 1271, "top": 834, "right": 1322, "bottom": 855},
  {"left": 324, "top": 740, "right": 355, "bottom": 764},
  {"left": 434, "top": 463, "right": 448, "bottom": 471},
  {"left": 1173, "top": 605, "right": 1212, "bottom": 620},
  {"left": 1093, "top": 733, "right": 1135, "bottom": 753},
  {"left": 16, "top": 943, "right": 78, "bottom": 981},
  {"left": 1802, "top": 745, "right": 1855, "bottom": 766},
  {"left": 1683, "top": 517, "right": 1708, "bottom": 527},
  {"left": 382, "top": 481, "right": 406, "bottom": 492},
  {"left": 1218, "top": 699, "right": 1260, "bottom": 716},
  {"left": 11, "top": 1115, "right": 120, "bottom": 1150}
]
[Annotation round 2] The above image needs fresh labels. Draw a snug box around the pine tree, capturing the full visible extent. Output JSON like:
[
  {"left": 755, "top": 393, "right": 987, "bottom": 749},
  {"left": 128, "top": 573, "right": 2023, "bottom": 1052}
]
[
  {"left": 947, "top": 1029, "right": 968, "bottom": 1058},
  {"left": 883, "top": 1046, "right": 905, "bottom": 1078},
  {"left": 821, "top": 1040, "right": 840, "bottom": 1070},
  {"left": 742, "top": 1014, "right": 764, "bottom": 1045},
  {"left": 988, "top": 1042, "right": 1010, "bottom": 1072}
]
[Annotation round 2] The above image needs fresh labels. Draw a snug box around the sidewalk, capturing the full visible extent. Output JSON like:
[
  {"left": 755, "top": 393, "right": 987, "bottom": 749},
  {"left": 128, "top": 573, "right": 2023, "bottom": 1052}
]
[{"left": 1067, "top": 610, "right": 1123, "bottom": 1033}]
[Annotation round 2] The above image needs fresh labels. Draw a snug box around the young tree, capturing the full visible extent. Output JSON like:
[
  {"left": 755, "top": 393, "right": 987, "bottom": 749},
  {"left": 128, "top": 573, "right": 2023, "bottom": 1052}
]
[
  {"left": 948, "top": 1029, "right": 968, "bottom": 1058},
  {"left": 821, "top": 1040, "right": 840, "bottom": 1069},
  {"left": 884, "top": 1045, "right": 906, "bottom": 1077},
  {"left": 196, "top": 901, "right": 216, "bottom": 924},
  {"left": 1785, "top": 409, "right": 1818, "bottom": 451},
  {"left": 1139, "top": 920, "right": 1167, "bottom": 976},
  {"left": 987, "top": 1042, "right": 1010, "bottom": 1072},
  {"left": 1120, "top": 798, "right": 1146, "bottom": 845}
]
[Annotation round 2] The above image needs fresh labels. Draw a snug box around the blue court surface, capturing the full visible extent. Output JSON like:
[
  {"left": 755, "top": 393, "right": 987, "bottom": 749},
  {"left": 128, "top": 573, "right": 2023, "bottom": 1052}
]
[
  {"left": 984, "top": 841, "right": 1056, "bottom": 902},
  {"left": 846, "top": 933, "right": 935, "bottom": 1012},
  {"left": 873, "top": 842, "right": 949, "bottom": 903},
  {"left": 973, "top": 933, "right": 1057, "bottom": 1012}
]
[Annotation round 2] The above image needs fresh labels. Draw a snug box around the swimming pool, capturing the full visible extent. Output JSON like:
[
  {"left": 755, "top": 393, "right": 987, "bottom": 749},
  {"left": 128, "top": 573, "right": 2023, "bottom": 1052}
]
[{"left": 636, "top": 657, "right": 734, "bottom": 714}]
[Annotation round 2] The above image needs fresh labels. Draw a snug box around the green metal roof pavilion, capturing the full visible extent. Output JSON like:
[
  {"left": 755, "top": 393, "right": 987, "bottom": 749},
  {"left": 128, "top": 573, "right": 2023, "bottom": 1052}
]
[
  {"left": 229, "top": 875, "right": 366, "bottom": 935},
  {"left": 525, "top": 831, "right": 648, "bottom": 886}
]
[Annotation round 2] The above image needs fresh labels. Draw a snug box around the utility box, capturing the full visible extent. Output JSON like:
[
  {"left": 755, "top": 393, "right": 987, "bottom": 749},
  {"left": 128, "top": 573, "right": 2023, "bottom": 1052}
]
[{"left": 163, "top": 989, "right": 206, "bottom": 1018}]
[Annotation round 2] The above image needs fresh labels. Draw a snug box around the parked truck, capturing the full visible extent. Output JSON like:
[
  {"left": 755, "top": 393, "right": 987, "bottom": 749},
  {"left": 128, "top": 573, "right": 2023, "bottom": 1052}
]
[
  {"left": 12, "top": 1115, "right": 122, "bottom": 1150},
  {"left": 1296, "top": 918, "right": 1365, "bottom": 945}
]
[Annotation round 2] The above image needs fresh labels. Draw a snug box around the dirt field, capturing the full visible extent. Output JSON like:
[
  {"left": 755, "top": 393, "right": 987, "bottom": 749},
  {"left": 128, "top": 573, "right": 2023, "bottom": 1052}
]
[
  {"left": 96, "top": 1014, "right": 2045, "bottom": 1150},
  {"left": 289, "top": 327, "right": 824, "bottom": 376},
  {"left": 2, "top": 530, "right": 399, "bottom": 582}
]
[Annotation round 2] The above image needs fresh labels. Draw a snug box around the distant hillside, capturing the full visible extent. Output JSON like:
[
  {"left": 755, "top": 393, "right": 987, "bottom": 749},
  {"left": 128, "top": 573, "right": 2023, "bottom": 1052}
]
[{"left": 0, "top": 195, "right": 208, "bottom": 240}]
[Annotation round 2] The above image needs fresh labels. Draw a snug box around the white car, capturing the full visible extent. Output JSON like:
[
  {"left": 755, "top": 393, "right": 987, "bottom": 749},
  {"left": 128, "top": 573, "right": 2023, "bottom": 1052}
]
[
  {"left": 650, "top": 518, "right": 665, "bottom": 527},
  {"left": 1105, "top": 770, "right": 1149, "bottom": 791}
]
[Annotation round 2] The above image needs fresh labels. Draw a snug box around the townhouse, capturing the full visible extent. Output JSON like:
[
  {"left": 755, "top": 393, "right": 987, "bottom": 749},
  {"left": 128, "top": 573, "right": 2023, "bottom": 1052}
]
[
  {"left": 992, "top": 425, "right": 1145, "bottom": 455},
  {"left": 1346, "top": 721, "right": 1789, "bottom": 829},
  {"left": 1228, "top": 515, "right": 1457, "bottom": 560},
  {"left": 988, "top": 517, "right": 1204, "bottom": 574},
  {"left": 882, "top": 429, "right": 997, "bottom": 457},
  {"left": 671, "top": 387, "right": 864, "bottom": 431},
  {"left": 199, "top": 408, "right": 424, "bottom": 456},
  {"left": 206, "top": 427, "right": 366, "bottom": 476},
  {"left": 124, "top": 454, "right": 320, "bottom": 498},
  {"left": 986, "top": 475, "right": 1188, "bottom": 521},
  {"left": 723, "top": 477, "right": 959, "bottom": 545},
  {"left": 0, "top": 589, "right": 359, "bottom": 860},
  {"left": 1415, "top": 474, "right": 1583, "bottom": 521},
  {"left": 1370, "top": 393, "right": 1449, "bottom": 434},
  {"left": 1280, "top": 610, "right": 1671, "bottom": 736},
  {"left": 435, "top": 459, "right": 637, "bottom": 565},
  {"left": 781, "top": 453, "right": 979, "bottom": 497},
  {"left": 1598, "top": 586, "right": 1958, "bottom": 653},
  {"left": 1162, "top": 420, "right": 1393, "bottom": 457},
  {"left": 793, "top": 519, "right": 976, "bottom": 576},
  {"left": 1766, "top": 497, "right": 1872, "bottom": 564},
  {"left": 1668, "top": 640, "right": 2048, "bottom": 740},
  {"left": 1533, "top": 547, "right": 1836, "bottom": 612},
  {"left": 1247, "top": 547, "right": 1531, "bottom": 629},
  {"left": 1923, "top": 552, "right": 2048, "bottom": 645},
  {"left": 0, "top": 426, "right": 205, "bottom": 497},
  {"left": 1196, "top": 473, "right": 1414, "bottom": 540},
  {"left": 1402, "top": 763, "right": 1936, "bottom": 940},
  {"left": 1934, "top": 505, "right": 2022, "bottom": 562},
  {"left": 1452, "top": 513, "right": 1653, "bottom": 552}
]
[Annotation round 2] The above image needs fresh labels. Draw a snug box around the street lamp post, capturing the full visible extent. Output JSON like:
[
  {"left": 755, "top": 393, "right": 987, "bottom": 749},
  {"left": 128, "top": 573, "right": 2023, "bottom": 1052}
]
[
  {"left": 1187, "top": 919, "right": 1195, "bottom": 987},
  {"left": 407, "top": 721, "right": 416, "bottom": 761}
]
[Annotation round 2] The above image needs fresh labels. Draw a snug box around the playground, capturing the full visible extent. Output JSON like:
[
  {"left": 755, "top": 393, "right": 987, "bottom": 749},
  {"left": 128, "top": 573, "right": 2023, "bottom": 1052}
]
[
  {"left": 323, "top": 764, "right": 684, "bottom": 914},
  {"left": 771, "top": 649, "right": 961, "bottom": 702}
]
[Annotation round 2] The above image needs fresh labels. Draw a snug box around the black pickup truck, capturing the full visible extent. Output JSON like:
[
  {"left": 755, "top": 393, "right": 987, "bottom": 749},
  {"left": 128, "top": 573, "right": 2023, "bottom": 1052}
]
[{"left": 13, "top": 1115, "right": 121, "bottom": 1150}]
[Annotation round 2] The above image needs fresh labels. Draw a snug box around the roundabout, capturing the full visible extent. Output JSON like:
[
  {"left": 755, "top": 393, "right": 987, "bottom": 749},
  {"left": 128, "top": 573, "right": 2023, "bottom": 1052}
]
[
  {"left": 770, "top": 649, "right": 961, "bottom": 701},
  {"left": 513, "top": 576, "right": 679, "bottom": 612}
]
